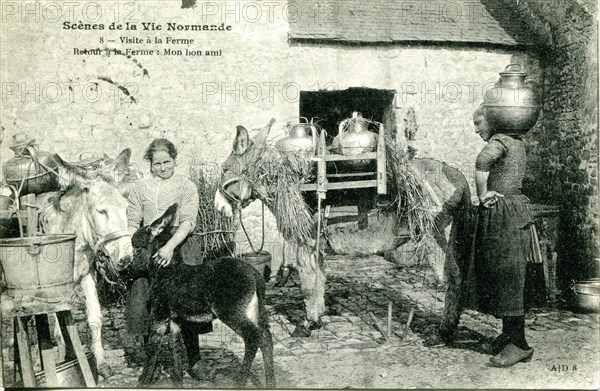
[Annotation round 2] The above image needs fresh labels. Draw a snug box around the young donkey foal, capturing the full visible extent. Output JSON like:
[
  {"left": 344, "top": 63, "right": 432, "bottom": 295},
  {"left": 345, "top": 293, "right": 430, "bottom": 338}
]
[{"left": 130, "top": 204, "right": 275, "bottom": 387}]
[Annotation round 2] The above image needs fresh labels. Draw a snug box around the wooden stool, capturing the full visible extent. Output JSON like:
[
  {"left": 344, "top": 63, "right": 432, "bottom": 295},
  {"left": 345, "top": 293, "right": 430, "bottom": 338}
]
[{"left": 4, "top": 299, "right": 96, "bottom": 387}]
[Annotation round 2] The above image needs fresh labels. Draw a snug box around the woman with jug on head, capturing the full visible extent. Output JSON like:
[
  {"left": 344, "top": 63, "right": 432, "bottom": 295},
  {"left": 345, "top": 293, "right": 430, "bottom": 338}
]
[{"left": 472, "top": 104, "right": 535, "bottom": 367}]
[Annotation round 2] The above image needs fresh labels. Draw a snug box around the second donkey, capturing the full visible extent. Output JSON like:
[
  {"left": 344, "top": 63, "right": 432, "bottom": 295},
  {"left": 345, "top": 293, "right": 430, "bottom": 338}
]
[{"left": 127, "top": 204, "right": 275, "bottom": 387}]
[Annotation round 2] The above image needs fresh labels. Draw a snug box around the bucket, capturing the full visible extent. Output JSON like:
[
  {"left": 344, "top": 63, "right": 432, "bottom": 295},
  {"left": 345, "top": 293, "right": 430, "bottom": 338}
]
[
  {"left": 0, "top": 234, "right": 76, "bottom": 298},
  {"left": 240, "top": 251, "right": 272, "bottom": 282},
  {"left": 34, "top": 352, "right": 98, "bottom": 387},
  {"left": 571, "top": 278, "right": 600, "bottom": 312}
]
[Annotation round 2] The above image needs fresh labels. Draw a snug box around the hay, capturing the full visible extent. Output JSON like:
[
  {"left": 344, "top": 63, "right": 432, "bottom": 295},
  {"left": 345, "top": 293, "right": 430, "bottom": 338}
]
[
  {"left": 241, "top": 146, "right": 314, "bottom": 246},
  {"left": 384, "top": 140, "right": 439, "bottom": 261},
  {"left": 238, "top": 139, "right": 436, "bottom": 255},
  {"left": 189, "top": 155, "right": 236, "bottom": 258}
]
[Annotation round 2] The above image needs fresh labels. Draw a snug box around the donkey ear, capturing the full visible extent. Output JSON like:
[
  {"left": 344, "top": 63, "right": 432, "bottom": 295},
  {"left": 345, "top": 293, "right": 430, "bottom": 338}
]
[
  {"left": 252, "top": 118, "right": 275, "bottom": 147},
  {"left": 149, "top": 203, "right": 178, "bottom": 237},
  {"left": 52, "top": 154, "right": 89, "bottom": 187},
  {"left": 114, "top": 148, "right": 132, "bottom": 171},
  {"left": 233, "top": 126, "right": 252, "bottom": 156}
]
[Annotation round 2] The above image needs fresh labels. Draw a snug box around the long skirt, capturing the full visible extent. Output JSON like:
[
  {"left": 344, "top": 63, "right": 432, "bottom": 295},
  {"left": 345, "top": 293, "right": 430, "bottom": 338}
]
[{"left": 474, "top": 194, "right": 533, "bottom": 317}]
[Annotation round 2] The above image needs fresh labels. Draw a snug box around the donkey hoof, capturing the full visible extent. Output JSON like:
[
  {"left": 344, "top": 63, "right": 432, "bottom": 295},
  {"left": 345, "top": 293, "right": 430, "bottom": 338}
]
[
  {"left": 188, "top": 360, "right": 215, "bottom": 381},
  {"left": 97, "top": 362, "right": 114, "bottom": 379},
  {"left": 438, "top": 324, "right": 457, "bottom": 344},
  {"left": 291, "top": 325, "right": 312, "bottom": 337},
  {"left": 309, "top": 319, "right": 323, "bottom": 330},
  {"left": 215, "top": 373, "right": 236, "bottom": 388}
]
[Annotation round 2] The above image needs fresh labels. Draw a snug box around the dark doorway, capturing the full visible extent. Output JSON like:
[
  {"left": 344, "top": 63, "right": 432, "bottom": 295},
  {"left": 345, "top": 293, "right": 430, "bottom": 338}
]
[
  {"left": 299, "top": 87, "right": 396, "bottom": 144},
  {"left": 298, "top": 88, "right": 396, "bottom": 226}
]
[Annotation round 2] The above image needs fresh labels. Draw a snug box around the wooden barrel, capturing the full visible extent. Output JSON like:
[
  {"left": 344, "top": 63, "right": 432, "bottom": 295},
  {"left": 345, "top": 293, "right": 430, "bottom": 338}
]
[{"left": 0, "top": 234, "right": 76, "bottom": 298}]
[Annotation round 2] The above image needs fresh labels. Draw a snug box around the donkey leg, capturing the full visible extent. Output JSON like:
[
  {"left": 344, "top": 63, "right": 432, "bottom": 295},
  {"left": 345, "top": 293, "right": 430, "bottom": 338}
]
[
  {"left": 80, "top": 273, "right": 113, "bottom": 379},
  {"left": 260, "top": 325, "right": 276, "bottom": 388},
  {"left": 302, "top": 247, "right": 327, "bottom": 323},
  {"left": 294, "top": 245, "right": 326, "bottom": 335},
  {"left": 55, "top": 312, "right": 74, "bottom": 362},
  {"left": 168, "top": 321, "right": 186, "bottom": 386},
  {"left": 139, "top": 320, "right": 168, "bottom": 385},
  {"left": 437, "top": 220, "right": 463, "bottom": 342},
  {"left": 230, "top": 322, "right": 261, "bottom": 388}
]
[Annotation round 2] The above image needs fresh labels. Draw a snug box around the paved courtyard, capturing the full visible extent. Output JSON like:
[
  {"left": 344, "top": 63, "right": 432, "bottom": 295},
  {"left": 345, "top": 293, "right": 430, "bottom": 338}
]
[{"left": 2, "top": 254, "right": 599, "bottom": 389}]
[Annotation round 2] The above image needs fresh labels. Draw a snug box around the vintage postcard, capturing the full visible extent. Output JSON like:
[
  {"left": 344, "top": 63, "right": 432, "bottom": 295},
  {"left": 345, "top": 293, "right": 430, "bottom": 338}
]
[{"left": 0, "top": 0, "right": 598, "bottom": 389}]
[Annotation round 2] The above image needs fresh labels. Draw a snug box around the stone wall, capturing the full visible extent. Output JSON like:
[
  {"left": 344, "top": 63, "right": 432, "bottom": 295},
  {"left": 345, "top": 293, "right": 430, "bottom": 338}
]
[
  {"left": 1, "top": 1, "right": 540, "bottom": 272},
  {"left": 495, "top": 0, "right": 599, "bottom": 286},
  {"left": 289, "top": 44, "right": 541, "bottom": 194}
]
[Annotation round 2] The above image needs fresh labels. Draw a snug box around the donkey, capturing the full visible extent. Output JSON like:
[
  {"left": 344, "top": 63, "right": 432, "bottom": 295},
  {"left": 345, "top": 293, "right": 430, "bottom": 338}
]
[
  {"left": 128, "top": 204, "right": 275, "bottom": 388},
  {"left": 214, "top": 119, "right": 473, "bottom": 341},
  {"left": 39, "top": 151, "right": 134, "bottom": 378}
]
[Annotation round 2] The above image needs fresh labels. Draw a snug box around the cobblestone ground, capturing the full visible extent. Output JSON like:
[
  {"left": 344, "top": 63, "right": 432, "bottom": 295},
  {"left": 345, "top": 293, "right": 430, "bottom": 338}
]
[{"left": 2, "top": 254, "right": 599, "bottom": 389}]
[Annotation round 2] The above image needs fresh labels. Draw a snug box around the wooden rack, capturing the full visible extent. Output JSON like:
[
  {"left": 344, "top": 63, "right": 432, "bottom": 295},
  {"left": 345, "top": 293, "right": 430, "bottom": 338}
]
[
  {"left": 299, "top": 123, "right": 387, "bottom": 198},
  {"left": 1, "top": 192, "right": 96, "bottom": 388}
]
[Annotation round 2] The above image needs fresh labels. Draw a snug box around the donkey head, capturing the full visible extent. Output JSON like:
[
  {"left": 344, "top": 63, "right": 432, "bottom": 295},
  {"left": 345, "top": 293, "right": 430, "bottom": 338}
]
[
  {"left": 214, "top": 118, "right": 275, "bottom": 218},
  {"left": 52, "top": 153, "right": 134, "bottom": 270},
  {"left": 58, "top": 149, "right": 142, "bottom": 198},
  {"left": 131, "top": 204, "right": 178, "bottom": 271}
]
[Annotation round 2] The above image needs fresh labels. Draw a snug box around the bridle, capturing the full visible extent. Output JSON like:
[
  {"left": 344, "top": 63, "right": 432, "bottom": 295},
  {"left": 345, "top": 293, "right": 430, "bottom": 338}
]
[
  {"left": 95, "top": 230, "right": 131, "bottom": 249},
  {"left": 219, "top": 172, "right": 265, "bottom": 255},
  {"left": 79, "top": 186, "right": 133, "bottom": 265},
  {"left": 218, "top": 176, "right": 247, "bottom": 207}
]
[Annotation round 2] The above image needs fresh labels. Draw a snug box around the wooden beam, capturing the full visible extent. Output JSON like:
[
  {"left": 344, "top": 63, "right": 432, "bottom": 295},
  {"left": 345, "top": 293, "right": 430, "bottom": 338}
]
[
  {"left": 324, "top": 152, "right": 377, "bottom": 162},
  {"left": 377, "top": 123, "right": 387, "bottom": 195},
  {"left": 317, "top": 129, "right": 327, "bottom": 200},
  {"left": 326, "top": 172, "right": 376, "bottom": 178},
  {"left": 300, "top": 180, "right": 378, "bottom": 192}
]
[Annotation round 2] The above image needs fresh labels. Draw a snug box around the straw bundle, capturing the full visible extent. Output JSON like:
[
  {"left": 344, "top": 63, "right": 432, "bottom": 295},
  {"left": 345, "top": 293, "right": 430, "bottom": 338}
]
[
  {"left": 188, "top": 155, "right": 235, "bottom": 258},
  {"left": 384, "top": 140, "right": 438, "bottom": 261},
  {"left": 242, "top": 138, "right": 435, "bottom": 255},
  {"left": 243, "top": 146, "right": 314, "bottom": 246}
]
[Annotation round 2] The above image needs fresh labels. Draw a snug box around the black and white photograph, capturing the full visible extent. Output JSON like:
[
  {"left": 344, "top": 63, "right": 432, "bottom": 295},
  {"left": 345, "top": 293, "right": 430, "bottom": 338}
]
[{"left": 0, "top": 0, "right": 598, "bottom": 389}]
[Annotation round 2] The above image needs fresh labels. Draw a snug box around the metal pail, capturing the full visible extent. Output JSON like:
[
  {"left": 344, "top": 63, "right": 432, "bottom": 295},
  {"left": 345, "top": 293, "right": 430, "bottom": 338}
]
[
  {"left": 0, "top": 234, "right": 76, "bottom": 298},
  {"left": 240, "top": 251, "right": 272, "bottom": 282},
  {"left": 572, "top": 278, "right": 600, "bottom": 312},
  {"left": 34, "top": 352, "right": 98, "bottom": 387}
]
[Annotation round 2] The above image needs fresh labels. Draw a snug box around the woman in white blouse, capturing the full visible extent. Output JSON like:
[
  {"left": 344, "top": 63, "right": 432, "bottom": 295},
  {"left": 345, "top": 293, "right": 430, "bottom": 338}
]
[{"left": 126, "top": 138, "right": 210, "bottom": 376}]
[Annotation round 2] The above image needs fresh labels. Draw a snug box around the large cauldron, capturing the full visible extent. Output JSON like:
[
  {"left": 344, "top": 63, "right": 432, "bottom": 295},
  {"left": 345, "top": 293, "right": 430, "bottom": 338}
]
[{"left": 483, "top": 64, "right": 541, "bottom": 134}]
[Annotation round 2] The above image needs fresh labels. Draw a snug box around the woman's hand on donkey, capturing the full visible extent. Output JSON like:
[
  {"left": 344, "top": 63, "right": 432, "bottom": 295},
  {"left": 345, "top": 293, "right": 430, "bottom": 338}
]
[
  {"left": 153, "top": 243, "right": 175, "bottom": 267},
  {"left": 479, "top": 191, "right": 504, "bottom": 208}
]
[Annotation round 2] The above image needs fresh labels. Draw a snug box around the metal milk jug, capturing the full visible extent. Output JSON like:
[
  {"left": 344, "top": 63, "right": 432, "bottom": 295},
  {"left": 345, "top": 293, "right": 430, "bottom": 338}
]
[
  {"left": 276, "top": 118, "right": 317, "bottom": 154},
  {"left": 335, "top": 112, "right": 377, "bottom": 156},
  {"left": 483, "top": 64, "right": 541, "bottom": 134},
  {"left": 2, "top": 133, "right": 60, "bottom": 196}
]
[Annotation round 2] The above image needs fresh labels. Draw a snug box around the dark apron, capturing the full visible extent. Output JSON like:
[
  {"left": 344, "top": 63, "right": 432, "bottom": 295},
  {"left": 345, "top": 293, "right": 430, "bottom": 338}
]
[{"left": 473, "top": 194, "right": 533, "bottom": 317}]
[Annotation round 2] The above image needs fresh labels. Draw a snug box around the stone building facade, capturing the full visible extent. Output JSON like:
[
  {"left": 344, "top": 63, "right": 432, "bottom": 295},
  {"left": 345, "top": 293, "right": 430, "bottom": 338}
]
[
  {"left": 494, "top": 0, "right": 599, "bottom": 285},
  {"left": 1, "top": 1, "right": 596, "bottom": 285}
]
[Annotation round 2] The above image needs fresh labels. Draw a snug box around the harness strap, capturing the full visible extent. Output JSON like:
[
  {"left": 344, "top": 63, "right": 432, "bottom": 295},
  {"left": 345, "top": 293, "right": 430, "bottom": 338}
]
[
  {"left": 95, "top": 230, "right": 131, "bottom": 248},
  {"left": 219, "top": 177, "right": 244, "bottom": 204}
]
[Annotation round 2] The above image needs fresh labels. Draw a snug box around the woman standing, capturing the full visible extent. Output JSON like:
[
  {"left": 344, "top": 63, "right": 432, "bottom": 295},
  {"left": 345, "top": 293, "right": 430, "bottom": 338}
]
[
  {"left": 473, "top": 106, "right": 534, "bottom": 367},
  {"left": 127, "top": 138, "right": 211, "bottom": 375}
]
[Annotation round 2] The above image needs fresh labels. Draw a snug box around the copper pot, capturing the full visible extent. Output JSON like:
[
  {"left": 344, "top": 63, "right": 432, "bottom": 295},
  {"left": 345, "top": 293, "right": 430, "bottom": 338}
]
[{"left": 483, "top": 64, "right": 541, "bottom": 134}]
